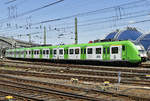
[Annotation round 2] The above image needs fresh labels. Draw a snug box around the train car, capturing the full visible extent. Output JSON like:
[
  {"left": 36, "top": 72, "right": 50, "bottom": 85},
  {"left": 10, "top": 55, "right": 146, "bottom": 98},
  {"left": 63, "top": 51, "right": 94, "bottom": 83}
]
[{"left": 5, "top": 40, "right": 147, "bottom": 65}]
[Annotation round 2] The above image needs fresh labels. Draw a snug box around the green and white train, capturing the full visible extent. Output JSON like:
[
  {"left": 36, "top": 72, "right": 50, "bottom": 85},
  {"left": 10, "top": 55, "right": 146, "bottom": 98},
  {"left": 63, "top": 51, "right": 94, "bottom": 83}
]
[{"left": 5, "top": 40, "right": 147, "bottom": 65}]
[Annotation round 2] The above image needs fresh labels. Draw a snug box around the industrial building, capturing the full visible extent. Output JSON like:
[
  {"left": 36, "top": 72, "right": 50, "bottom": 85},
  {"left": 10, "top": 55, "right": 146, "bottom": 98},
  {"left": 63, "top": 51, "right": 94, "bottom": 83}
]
[{"left": 0, "top": 36, "right": 39, "bottom": 58}]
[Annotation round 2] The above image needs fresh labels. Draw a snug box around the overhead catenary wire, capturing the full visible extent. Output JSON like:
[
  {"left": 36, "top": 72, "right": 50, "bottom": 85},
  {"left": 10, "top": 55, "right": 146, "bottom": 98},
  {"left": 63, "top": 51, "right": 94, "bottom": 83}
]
[
  {"left": 0, "top": 0, "right": 146, "bottom": 24},
  {"left": 0, "top": 0, "right": 64, "bottom": 23},
  {"left": 17, "top": 0, "right": 64, "bottom": 17},
  {"left": 80, "top": 19, "right": 150, "bottom": 33},
  {"left": 1, "top": 8, "right": 150, "bottom": 34},
  {"left": 5, "top": 0, "right": 17, "bottom": 4},
  {"left": 30, "top": 0, "right": 149, "bottom": 26},
  {"left": 1, "top": 0, "right": 150, "bottom": 42},
  {"left": 46, "top": 9, "right": 150, "bottom": 30}
]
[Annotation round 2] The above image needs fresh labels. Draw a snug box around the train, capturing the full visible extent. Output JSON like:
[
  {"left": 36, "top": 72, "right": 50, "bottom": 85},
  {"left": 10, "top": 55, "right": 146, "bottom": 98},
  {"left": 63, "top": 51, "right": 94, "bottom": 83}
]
[
  {"left": 5, "top": 40, "right": 147, "bottom": 65},
  {"left": 147, "top": 47, "right": 150, "bottom": 60}
]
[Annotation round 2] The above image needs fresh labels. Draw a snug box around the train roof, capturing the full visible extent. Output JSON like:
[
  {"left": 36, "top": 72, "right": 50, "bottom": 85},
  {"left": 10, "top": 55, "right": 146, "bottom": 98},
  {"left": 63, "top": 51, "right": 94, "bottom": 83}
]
[{"left": 6, "top": 40, "right": 134, "bottom": 51}]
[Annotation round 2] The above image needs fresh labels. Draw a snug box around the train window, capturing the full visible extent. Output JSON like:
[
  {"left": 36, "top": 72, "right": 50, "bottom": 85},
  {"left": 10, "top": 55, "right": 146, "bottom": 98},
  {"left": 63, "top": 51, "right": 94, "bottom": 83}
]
[
  {"left": 37, "top": 51, "right": 39, "bottom": 55},
  {"left": 29, "top": 51, "right": 31, "bottom": 54},
  {"left": 26, "top": 51, "right": 27, "bottom": 54},
  {"left": 87, "top": 48, "right": 92, "bottom": 54},
  {"left": 96, "top": 48, "right": 101, "bottom": 54},
  {"left": 112, "top": 47, "right": 118, "bottom": 54},
  {"left": 84, "top": 48, "right": 86, "bottom": 54},
  {"left": 103, "top": 48, "right": 106, "bottom": 54},
  {"left": 122, "top": 45, "right": 125, "bottom": 51},
  {"left": 34, "top": 51, "right": 36, "bottom": 54},
  {"left": 69, "top": 49, "right": 74, "bottom": 54},
  {"left": 46, "top": 50, "right": 49, "bottom": 54},
  {"left": 59, "top": 49, "right": 63, "bottom": 55},
  {"left": 81, "top": 49, "right": 83, "bottom": 54},
  {"left": 75, "top": 48, "right": 79, "bottom": 54},
  {"left": 107, "top": 48, "right": 110, "bottom": 54},
  {"left": 43, "top": 50, "right": 45, "bottom": 54},
  {"left": 54, "top": 50, "right": 57, "bottom": 54}
]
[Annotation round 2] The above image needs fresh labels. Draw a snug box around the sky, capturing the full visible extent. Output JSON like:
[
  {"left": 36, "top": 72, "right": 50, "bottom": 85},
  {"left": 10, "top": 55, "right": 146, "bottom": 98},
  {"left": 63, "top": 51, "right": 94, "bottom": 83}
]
[{"left": 0, "top": 0, "right": 150, "bottom": 45}]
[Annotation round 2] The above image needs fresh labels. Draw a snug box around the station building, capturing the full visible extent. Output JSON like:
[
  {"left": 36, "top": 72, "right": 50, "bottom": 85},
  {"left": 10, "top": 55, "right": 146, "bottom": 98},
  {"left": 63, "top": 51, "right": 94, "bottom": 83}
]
[
  {"left": 136, "top": 34, "right": 150, "bottom": 50},
  {"left": 105, "top": 27, "right": 150, "bottom": 50},
  {"left": 0, "top": 36, "right": 39, "bottom": 58}
]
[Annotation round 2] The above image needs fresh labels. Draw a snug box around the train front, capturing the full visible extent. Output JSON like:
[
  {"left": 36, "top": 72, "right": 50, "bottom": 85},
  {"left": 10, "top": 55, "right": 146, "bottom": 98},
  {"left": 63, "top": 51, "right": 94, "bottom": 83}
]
[{"left": 135, "top": 44, "right": 147, "bottom": 62}]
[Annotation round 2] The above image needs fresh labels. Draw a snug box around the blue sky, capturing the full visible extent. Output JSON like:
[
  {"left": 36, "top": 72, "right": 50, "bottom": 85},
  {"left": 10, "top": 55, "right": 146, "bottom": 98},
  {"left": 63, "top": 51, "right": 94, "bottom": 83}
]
[{"left": 0, "top": 0, "right": 150, "bottom": 45}]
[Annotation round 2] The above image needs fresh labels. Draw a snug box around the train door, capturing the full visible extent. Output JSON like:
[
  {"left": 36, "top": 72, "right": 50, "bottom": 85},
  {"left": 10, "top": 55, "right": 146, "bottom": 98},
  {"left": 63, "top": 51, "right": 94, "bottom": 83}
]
[
  {"left": 86, "top": 47, "right": 94, "bottom": 60},
  {"left": 110, "top": 45, "right": 122, "bottom": 60},
  {"left": 103, "top": 46, "right": 110, "bottom": 61},
  {"left": 86, "top": 46, "right": 103, "bottom": 60},
  {"left": 26, "top": 50, "right": 32, "bottom": 58},
  {"left": 122, "top": 45, "right": 126, "bottom": 60},
  {"left": 58, "top": 48, "right": 64, "bottom": 59},
  {"left": 74, "top": 47, "right": 80, "bottom": 59},
  {"left": 53, "top": 48, "right": 58, "bottom": 59},
  {"left": 42, "top": 49, "right": 50, "bottom": 59},
  {"left": 94, "top": 46, "right": 103, "bottom": 60},
  {"left": 68, "top": 48, "right": 74, "bottom": 59},
  {"left": 33, "top": 49, "right": 40, "bottom": 59}
]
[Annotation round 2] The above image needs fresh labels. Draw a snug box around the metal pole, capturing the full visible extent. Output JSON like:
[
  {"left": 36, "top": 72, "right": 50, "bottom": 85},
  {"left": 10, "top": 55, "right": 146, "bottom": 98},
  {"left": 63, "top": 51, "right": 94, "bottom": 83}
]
[
  {"left": 75, "top": 17, "right": 78, "bottom": 44},
  {"left": 27, "top": 34, "right": 31, "bottom": 43},
  {"left": 44, "top": 26, "right": 46, "bottom": 45},
  {"left": 29, "top": 34, "right": 31, "bottom": 43},
  {"left": 117, "top": 71, "right": 121, "bottom": 91}
]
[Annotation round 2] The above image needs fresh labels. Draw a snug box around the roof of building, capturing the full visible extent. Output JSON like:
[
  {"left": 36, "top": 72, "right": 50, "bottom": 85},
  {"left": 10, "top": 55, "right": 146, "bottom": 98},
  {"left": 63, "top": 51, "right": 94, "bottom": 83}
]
[
  {"left": 105, "top": 30, "right": 119, "bottom": 39},
  {"left": 0, "top": 36, "right": 39, "bottom": 49},
  {"left": 136, "top": 34, "right": 150, "bottom": 50},
  {"left": 115, "top": 27, "right": 142, "bottom": 41}
]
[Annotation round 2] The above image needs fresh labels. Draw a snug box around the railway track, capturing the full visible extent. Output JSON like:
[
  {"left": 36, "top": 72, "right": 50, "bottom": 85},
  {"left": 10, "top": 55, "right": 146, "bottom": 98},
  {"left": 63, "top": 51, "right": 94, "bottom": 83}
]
[
  {"left": 1, "top": 59, "right": 150, "bottom": 74},
  {"left": 0, "top": 69, "right": 150, "bottom": 86},
  {"left": 0, "top": 62, "right": 149, "bottom": 78},
  {"left": 1, "top": 60, "right": 150, "bottom": 81},
  {"left": 0, "top": 74, "right": 149, "bottom": 101},
  {"left": 0, "top": 59, "right": 150, "bottom": 100},
  {"left": 0, "top": 78, "right": 106, "bottom": 101},
  {"left": 0, "top": 60, "right": 150, "bottom": 86}
]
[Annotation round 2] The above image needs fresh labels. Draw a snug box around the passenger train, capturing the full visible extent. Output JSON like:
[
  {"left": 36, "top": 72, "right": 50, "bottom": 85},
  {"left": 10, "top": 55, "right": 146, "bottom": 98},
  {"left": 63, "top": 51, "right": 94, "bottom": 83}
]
[
  {"left": 5, "top": 40, "right": 147, "bottom": 65},
  {"left": 147, "top": 47, "right": 150, "bottom": 60}
]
